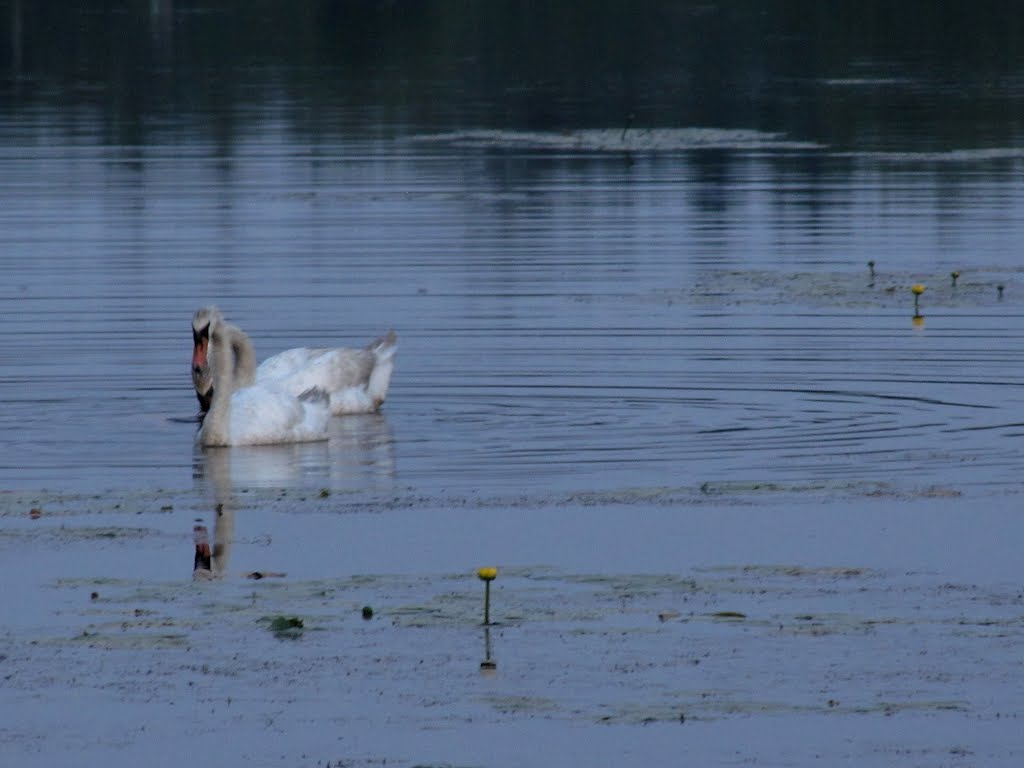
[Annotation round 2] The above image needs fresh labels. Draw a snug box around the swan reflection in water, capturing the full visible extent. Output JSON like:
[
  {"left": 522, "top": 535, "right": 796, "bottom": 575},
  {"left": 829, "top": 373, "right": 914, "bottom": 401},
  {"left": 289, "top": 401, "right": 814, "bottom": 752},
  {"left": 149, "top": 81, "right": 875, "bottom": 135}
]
[
  {"left": 191, "top": 413, "right": 397, "bottom": 579},
  {"left": 192, "top": 501, "right": 234, "bottom": 581}
]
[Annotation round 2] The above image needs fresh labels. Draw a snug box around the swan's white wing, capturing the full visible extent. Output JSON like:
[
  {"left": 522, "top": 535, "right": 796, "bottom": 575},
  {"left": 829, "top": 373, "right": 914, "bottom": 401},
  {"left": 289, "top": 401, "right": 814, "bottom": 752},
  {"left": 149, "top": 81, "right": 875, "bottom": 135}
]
[
  {"left": 256, "top": 348, "right": 326, "bottom": 381},
  {"left": 227, "top": 383, "right": 329, "bottom": 445},
  {"left": 258, "top": 348, "right": 373, "bottom": 389},
  {"left": 248, "top": 332, "right": 396, "bottom": 416}
]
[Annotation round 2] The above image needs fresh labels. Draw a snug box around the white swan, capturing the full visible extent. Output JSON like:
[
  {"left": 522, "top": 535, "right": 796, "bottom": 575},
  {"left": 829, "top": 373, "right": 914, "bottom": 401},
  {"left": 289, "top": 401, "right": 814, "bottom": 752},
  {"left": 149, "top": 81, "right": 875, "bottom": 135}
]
[
  {"left": 191, "top": 307, "right": 397, "bottom": 417},
  {"left": 197, "top": 318, "right": 331, "bottom": 447}
]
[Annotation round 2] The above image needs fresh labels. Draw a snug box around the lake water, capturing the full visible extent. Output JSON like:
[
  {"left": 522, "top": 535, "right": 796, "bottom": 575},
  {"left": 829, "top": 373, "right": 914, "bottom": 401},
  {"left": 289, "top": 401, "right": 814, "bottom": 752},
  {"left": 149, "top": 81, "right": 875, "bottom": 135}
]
[
  {"left": 4, "top": 5, "right": 1024, "bottom": 768},
  {"left": 4, "top": 120, "right": 1024, "bottom": 498},
  {"left": 1, "top": 4, "right": 1022, "bottom": 500}
]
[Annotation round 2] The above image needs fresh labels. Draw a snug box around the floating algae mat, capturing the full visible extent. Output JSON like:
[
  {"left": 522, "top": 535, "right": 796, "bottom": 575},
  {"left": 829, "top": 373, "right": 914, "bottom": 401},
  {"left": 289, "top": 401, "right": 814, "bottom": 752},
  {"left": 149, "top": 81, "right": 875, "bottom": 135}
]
[{"left": 683, "top": 268, "right": 1016, "bottom": 310}]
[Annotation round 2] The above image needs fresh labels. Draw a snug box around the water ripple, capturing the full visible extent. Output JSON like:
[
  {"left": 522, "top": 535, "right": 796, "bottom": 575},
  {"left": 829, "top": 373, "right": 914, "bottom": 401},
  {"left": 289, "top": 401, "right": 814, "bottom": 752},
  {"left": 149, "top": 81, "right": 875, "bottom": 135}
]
[{"left": 2, "top": 124, "right": 1024, "bottom": 496}]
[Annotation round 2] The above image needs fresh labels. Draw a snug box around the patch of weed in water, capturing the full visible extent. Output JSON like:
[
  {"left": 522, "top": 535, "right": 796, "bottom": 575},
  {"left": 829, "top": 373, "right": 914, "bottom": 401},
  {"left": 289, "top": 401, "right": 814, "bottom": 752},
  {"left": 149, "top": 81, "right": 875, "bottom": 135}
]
[
  {"left": 68, "top": 629, "right": 189, "bottom": 650},
  {"left": 846, "top": 699, "right": 968, "bottom": 716},
  {"left": 481, "top": 694, "right": 559, "bottom": 716},
  {"left": 262, "top": 615, "right": 305, "bottom": 639}
]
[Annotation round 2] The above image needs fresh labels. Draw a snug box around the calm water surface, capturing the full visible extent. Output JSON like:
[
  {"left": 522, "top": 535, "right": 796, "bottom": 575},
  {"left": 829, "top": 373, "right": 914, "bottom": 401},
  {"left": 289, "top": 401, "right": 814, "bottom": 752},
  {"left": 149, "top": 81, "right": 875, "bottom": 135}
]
[
  {"left": 3, "top": 3, "right": 1024, "bottom": 500},
  {"left": 6, "top": 8, "right": 1024, "bottom": 768},
  {"left": 4, "top": 127, "right": 1024, "bottom": 497}
]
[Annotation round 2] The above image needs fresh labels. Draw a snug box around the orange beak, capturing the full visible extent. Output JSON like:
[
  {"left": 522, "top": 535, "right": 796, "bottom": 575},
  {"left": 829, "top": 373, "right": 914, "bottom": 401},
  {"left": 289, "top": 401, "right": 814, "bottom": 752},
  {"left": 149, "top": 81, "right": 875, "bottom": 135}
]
[{"left": 192, "top": 336, "right": 208, "bottom": 375}]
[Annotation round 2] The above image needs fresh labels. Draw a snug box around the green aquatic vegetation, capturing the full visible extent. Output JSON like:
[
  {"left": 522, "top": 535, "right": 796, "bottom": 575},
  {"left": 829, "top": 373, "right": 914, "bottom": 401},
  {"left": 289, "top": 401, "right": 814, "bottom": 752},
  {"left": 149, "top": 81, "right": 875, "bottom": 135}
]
[
  {"left": 683, "top": 267, "right": 1016, "bottom": 311},
  {"left": 844, "top": 700, "right": 968, "bottom": 716},
  {"left": 263, "top": 615, "right": 305, "bottom": 638},
  {"left": 540, "top": 572, "right": 701, "bottom": 594},
  {"left": 58, "top": 613, "right": 193, "bottom": 650},
  {"left": 388, "top": 596, "right": 478, "bottom": 628},
  {"left": 779, "top": 613, "right": 884, "bottom": 637},
  {"left": 696, "top": 564, "right": 872, "bottom": 579},
  {"left": 596, "top": 696, "right": 824, "bottom": 724},
  {"left": 267, "top": 615, "right": 303, "bottom": 631},
  {"left": 0, "top": 490, "right": 206, "bottom": 518},
  {"left": 697, "top": 478, "right": 894, "bottom": 498},
  {"left": 69, "top": 631, "right": 190, "bottom": 650},
  {"left": 480, "top": 694, "right": 559, "bottom": 715},
  {"left": 3, "top": 525, "right": 157, "bottom": 545}
]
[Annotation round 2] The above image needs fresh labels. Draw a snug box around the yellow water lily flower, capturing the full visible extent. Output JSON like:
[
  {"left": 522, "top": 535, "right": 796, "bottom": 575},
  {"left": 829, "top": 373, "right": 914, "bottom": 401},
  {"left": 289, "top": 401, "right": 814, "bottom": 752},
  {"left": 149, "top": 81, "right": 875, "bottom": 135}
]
[
  {"left": 477, "top": 567, "right": 498, "bottom": 581},
  {"left": 911, "top": 284, "right": 926, "bottom": 295}
]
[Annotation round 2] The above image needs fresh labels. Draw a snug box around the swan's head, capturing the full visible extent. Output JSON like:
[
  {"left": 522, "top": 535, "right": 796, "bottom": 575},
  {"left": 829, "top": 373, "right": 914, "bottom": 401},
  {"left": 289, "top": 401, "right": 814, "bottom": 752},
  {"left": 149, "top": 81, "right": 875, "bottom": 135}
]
[{"left": 192, "top": 306, "right": 223, "bottom": 411}]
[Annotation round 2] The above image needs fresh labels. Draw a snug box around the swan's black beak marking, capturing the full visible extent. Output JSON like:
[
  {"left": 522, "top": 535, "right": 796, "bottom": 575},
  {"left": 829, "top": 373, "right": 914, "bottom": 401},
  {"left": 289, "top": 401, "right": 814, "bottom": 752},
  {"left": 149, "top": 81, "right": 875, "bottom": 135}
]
[
  {"left": 192, "top": 322, "right": 210, "bottom": 344},
  {"left": 196, "top": 386, "right": 214, "bottom": 413},
  {"left": 192, "top": 321, "right": 213, "bottom": 413}
]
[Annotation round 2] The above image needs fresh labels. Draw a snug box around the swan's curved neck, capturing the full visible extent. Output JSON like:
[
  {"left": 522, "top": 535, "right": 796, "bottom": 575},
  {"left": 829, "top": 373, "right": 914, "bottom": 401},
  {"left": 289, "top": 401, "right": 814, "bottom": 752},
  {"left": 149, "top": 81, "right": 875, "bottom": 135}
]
[
  {"left": 224, "top": 323, "right": 257, "bottom": 387},
  {"left": 201, "top": 323, "right": 255, "bottom": 446}
]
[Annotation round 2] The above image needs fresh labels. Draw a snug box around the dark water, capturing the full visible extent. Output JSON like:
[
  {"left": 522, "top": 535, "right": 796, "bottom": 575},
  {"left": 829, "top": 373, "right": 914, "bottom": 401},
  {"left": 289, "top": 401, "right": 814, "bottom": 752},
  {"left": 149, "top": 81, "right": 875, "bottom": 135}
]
[{"left": 4, "top": 1, "right": 1024, "bottom": 496}]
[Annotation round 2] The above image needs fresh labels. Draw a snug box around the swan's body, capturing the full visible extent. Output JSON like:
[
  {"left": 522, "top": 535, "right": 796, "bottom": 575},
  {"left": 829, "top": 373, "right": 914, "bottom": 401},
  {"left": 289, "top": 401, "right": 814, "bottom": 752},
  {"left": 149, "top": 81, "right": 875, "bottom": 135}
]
[
  {"left": 197, "top": 319, "right": 331, "bottom": 447},
  {"left": 191, "top": 307, "right": 397, "bottom": 417}
]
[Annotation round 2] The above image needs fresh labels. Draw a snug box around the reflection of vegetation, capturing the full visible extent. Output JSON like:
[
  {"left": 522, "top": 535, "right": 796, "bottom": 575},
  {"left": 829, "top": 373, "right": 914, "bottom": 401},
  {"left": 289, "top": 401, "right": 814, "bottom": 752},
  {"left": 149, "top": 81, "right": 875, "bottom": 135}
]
[{"left": 4, "top": 2, "right": 1024, "bottom": 148}]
